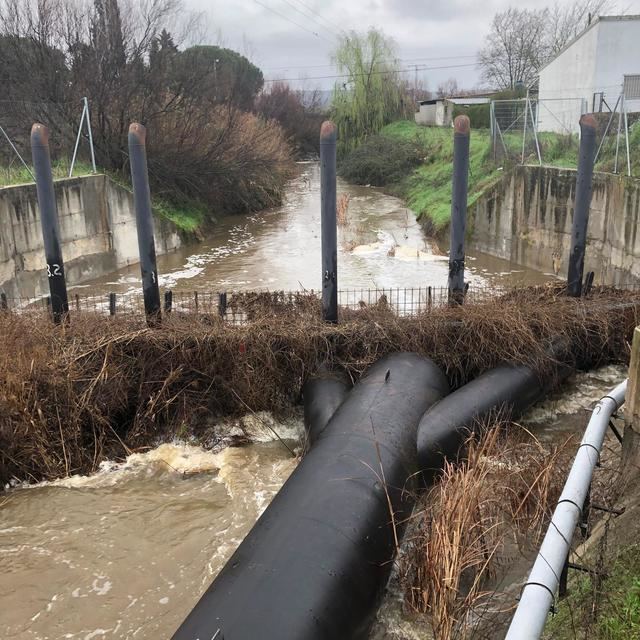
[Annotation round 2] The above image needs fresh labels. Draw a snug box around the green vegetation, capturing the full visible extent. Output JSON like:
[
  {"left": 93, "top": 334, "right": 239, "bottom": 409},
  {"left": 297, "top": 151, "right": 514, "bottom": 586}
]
[
  {"left": 331, "top": 29, "right": 410, "bottom": 156},
  {"left": 339, "top": 120, "right": 502, "bottom": 234},
  {"left": 0, "top": 160, "right": 205, "bottom": 234},
  {"left": 0, "top": 160, "right": 95, "bottom": 188},
  {"left": 545, "top": 544, "right": 640, "bottom": 639},
  {"left": 152, "top": 198, "right": 206, "bottom": 233}
]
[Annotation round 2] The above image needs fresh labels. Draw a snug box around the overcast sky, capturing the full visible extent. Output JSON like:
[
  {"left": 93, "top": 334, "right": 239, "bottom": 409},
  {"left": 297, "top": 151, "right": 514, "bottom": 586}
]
[{"left": 185, "top": 0, "right": 640, "bottom": 91}]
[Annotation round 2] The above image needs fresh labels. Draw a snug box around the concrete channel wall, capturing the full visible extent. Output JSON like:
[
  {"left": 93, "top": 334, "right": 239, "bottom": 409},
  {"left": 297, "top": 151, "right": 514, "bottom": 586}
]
[
  {"left": 470, "top": 165, "right": 640, "bottom": 285},
  {"left": 0, "top": 174, "right": 182, "bottom": 300}
]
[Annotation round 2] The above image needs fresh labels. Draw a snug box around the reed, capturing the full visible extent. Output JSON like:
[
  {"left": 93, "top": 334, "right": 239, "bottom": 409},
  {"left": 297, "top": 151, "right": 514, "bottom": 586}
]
[{"left": 0, "top": 285, "right": 637, "bottom": 485}]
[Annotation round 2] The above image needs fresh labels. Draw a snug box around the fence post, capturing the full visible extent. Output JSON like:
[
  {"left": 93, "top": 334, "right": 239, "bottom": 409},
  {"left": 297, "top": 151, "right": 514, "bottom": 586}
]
[
  {"left": 567, "top": 114, "right": 597, "bottom": 297},
  {"left": 109, "top": 292, "right": 116, "bottom": 316},
  {"left": 164, "top": 290, "right": 173, "bottom": 314},
  {"left": 320, "top": 121, "right": 338, "bottom": 323},
  {"left": 448, "top": 115, "right": 470, "bottom": 305},
  {"left": 0, "top": 293, "right": 7, "bottom": 311},
  {"left": 218, "top": 292, "right": 227, "bottom": 318},
  {"left": 128, "top": 123, "right": 161, "bottom": 324},
  {"left": 31, "top": 123, "right": 69, "bottom": 323}
]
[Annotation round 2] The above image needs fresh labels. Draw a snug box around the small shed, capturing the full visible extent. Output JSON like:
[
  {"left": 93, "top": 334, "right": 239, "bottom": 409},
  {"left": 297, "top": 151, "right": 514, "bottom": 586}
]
[{"left": 415, "top": 96, "right": 491, "bottom": 127}]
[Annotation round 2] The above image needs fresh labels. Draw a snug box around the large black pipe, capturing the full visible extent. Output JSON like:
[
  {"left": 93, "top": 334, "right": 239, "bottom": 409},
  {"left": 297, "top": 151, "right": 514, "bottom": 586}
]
[
  {"left": 303, "top": 370, "right": 351, "bottom": 445},
  {"left": 448, "top": 115, "right": 470, "bottom": 304},
  {"left": 128, "top": 123, "right": 161, "bottom": 323},
  {"left": 173, "top": 353, "right": 449, "bottom": 640},
  {"left": 320, "top": 120, "right": 338, "bottom": 323},
  {"left": 31, "top": 124, "right": 69, "bottom": 323},
  {"left": 417, "top": 354, "right": 571, "bottom": 483},
  {"left": 567, "top": 114, "right": 597, "bottom": 297}
]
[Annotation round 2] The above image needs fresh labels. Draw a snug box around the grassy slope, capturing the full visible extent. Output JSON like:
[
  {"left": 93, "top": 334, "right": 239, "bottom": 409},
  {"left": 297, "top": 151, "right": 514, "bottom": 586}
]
[
  {"left": 545, "top": 544, "right": 640, "bottom": 639},
  {"left": 381, "top": 121, "right": 502, "bottom": 233},
  {"left": 379, "top": 119, "right": 640, "bottom": 233},
  {"left": 0, "top": 160, "right": 204, "bottom": 234}
]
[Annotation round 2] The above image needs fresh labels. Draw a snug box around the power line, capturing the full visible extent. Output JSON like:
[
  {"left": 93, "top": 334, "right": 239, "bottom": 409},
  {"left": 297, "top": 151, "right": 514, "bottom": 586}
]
[
  {"left": 276, "top": 0, "right": 338, "bottom": 39},
  {"left": 263, "top": 61, "right": 481, "bottom": 84},
  {"left": 287, "top": 0, "right": 345, "bottom": 33},
  {"left": 252, "top": 0, "right": 332, "bottom": 42},
  {"left": 263, "top": 54, "right": 478, "bottom": 72}
]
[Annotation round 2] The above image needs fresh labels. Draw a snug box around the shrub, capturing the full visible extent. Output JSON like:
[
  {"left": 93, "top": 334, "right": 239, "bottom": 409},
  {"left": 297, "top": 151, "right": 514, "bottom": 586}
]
[
  {"left": 146, "top": 106, "right": 294, "bottom": 219},
  {"left": 338, "top": 134, "right": 426, "bottom": 186}
]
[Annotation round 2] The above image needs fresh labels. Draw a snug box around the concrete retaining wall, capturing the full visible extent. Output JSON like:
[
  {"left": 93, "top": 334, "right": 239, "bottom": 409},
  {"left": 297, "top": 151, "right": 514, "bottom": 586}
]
[
  {"left": 0, "top": 174, "right": 182, "bottom": 300},
  {"left": 470, "top": 165, "right": 640, "bottom": 285}
]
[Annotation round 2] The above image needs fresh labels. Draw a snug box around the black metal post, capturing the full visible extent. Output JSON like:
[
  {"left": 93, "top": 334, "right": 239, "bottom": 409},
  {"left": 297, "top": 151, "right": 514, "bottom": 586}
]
[
  {"left": 218, "top": 292, "right": 227, "bottom": 318},
  {"left": 0, "top": 293, "right": 7, "bottom": 311},
  {"left": 109, "top": 292, "right": 116, "bottom": 316},
  {"left": 128, "top": 123, "right": 161, "bottom": 323},
  {"left": 31, "top": 123, "right": 69, "bottom": 323},
  {"left": 164, "top": 290, "right": 173, "bottom": 314},
  {"left": 567, "top": 114, "right": 597, "bottom": 297},
  {"left": 448, "top": 115, "right": 470, "bottom": 305},
  {"left": 320, "top": 121, "right": 338, "bottom": 323}
]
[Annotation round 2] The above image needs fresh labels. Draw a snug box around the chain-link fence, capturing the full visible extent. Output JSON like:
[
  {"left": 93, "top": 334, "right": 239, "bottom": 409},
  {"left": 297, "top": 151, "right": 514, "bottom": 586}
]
[{"left": 490, "top": 94, "right": 638, "bottom": 177}]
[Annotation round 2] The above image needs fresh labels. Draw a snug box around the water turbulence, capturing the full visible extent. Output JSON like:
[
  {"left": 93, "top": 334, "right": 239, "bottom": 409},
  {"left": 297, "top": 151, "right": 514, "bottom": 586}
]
[{"left": 0, "top": 439, "right": 299, "bottom": 639}]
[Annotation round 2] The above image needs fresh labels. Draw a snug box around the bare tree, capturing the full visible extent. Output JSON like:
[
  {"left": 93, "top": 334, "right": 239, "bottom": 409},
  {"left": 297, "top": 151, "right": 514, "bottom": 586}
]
[
  {"left": 547, "top": 0, "right": 613, "bottom": 55},
  {"left": 479, "top": 1, "right": 616, "bottom": 91},
  {"left": 436, "top": 78, "right": 460, "bottom": 99},
  {"left": 479, "top": 8, "right": 549, "bottom": 90}
]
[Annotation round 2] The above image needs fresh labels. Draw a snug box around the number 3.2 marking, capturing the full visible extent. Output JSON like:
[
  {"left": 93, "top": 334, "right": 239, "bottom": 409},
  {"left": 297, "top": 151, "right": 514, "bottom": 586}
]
[{"left": 47, "top": 264, "right": 62, "bottom": 278}]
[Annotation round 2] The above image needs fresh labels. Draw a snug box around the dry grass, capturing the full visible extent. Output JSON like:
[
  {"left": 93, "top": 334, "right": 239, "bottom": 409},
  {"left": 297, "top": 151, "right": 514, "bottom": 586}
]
[
  {"left": 399, "top": 423, "right": 579, "bottom": 639},
  {"left": 0, "top": 285, "right": 637, "bottom": 485},
  {"left": 337, "top": 193, "right": 351, "bottom": 226}
]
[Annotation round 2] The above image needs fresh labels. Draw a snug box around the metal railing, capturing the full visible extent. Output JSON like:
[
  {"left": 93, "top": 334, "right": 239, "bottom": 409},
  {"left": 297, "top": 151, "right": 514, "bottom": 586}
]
[
  {"left": 0, "top": 285, "right": 513, "bottom": 322},
  {"left": 505, "top": 380, "right": 628, "bottom": 640}
]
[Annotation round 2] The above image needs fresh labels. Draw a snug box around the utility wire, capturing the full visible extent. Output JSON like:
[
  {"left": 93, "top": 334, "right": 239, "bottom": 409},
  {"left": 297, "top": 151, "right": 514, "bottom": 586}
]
[
  {"left": 263, "top": 61, "right": 481, "bottom": 84},
  {"left": 252, "top": 0, "right": 332, "bottom": 42},
  {"left": 276, "top": 0, "right": 339, "bottom": 39},
  {"left": 287, "top": 0, "right": 345, "bottom": 33},
  {"left": 263, "top": 54, "right": 478, "bottom": 71}
]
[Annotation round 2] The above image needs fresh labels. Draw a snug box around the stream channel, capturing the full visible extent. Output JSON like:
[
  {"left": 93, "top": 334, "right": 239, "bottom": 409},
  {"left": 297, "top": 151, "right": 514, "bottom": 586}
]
[{"left": 0, "top": 162, "right": 625, "bottom": 639}]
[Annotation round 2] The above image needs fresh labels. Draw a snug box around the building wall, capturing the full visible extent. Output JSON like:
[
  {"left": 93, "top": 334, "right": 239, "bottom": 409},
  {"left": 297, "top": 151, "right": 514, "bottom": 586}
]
[
  {"left": 538, "top": 17, "right": 640, "bottom": 133},
  {"left": 415, "top": 103, "right": 437, "bottom": 126},
  {"left": 470, "top": 165, "right": 640, "bottom": 286},
  {"left": 0, "top": 174, "right": 182, "bottom": 301},
  {"left": 538, "top": 22, "right": 600, "bottom": 133}
]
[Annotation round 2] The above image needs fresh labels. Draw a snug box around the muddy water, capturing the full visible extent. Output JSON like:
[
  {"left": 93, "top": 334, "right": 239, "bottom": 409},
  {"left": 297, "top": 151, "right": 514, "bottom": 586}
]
[
  {"left": 1, "top": 367, "right": 627, "bottom": 640},
  {"left": 0, "top": 416, "right": 303, "bottom": 640},
  {"left": 73, "top": 161, "right": 552, "bottom": 303}
]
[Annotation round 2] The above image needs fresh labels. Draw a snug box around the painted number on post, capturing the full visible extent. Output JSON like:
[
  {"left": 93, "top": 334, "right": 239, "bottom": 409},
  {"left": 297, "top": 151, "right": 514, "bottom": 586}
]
[{"left": 46, "top": 264, "right": 62, "bottom": 278}]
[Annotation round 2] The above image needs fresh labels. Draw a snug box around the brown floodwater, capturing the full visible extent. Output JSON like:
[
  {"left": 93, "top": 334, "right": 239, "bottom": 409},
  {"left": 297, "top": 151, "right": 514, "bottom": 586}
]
[
  {"left": 0, "top": 367, "right": 627, "bottom": 640},
  {"left": 70, "top": 161, "right": 553, "bottom": 306},
  {"left": 2, "top": 163, "right": 578, "bottom": 640}
]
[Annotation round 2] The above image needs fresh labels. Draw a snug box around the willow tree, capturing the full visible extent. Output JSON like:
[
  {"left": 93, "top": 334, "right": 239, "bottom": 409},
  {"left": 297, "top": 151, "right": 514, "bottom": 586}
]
[{"left": 331, "top": 29, "right": 407, "bottom": 156}]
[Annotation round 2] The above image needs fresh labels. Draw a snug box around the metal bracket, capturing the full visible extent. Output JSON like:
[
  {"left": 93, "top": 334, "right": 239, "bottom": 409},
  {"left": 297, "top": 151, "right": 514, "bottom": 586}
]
[
  {"left": 608, "top": 419, "right": 623, "bottom": 444},
  {"left": 591, "top": 503, "right": 625, "bottom": 516}
]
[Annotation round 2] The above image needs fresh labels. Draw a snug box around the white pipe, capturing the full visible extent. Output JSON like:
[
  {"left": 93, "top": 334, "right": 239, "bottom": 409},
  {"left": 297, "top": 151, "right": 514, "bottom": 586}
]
[{"left": 505, "top": 379, "right": 627, "bottom": 640}]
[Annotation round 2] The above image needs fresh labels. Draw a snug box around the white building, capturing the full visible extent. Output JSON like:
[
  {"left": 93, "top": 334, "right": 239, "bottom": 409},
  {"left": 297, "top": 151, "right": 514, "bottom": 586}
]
[
  {"left": 415, "top": 96, "right": 490, "bottom": 127},
  {"left": 538, "top": 15, "right": 640, "bottom": 133}
]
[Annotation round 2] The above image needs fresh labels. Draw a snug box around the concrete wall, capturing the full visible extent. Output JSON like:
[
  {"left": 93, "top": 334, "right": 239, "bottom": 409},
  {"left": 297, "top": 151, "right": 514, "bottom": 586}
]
[
  {"left": 0, "top": 174, "right": 182, "bottom": 300},
  {"left": 469, "top": 165, "right": 640, "bottom": 286},
  {"left": 415, "top": 101, "right": 451, "bottom": 127},
  {"left": 538, "top": 16, "right": 640, "bottom": 133}
]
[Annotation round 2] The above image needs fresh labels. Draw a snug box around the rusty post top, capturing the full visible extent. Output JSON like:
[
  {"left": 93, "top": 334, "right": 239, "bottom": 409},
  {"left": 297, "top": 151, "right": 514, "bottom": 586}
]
[
  {"left": 453, "top": 115, "right": 470, "bottom": 135},
  {"left": 30, "top": 123, "right": 49, "bottom": 146},
  {"left": 320, "top": 120, "right": 337, "bottom": 142},
  {"left": 129, "top": 122, "right": 147, "bottom": 145},
  {"left": 579, "top": 113, "right": 597, "bottom": 131}
]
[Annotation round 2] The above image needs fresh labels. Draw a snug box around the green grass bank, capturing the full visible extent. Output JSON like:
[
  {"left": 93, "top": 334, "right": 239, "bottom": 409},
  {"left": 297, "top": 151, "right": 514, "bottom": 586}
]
[
  {"left": 339, "top": 119, "right": 640, "bottom": 236},
  {"left": 0, "top": 160, "right": 207, "bottom": 234}
]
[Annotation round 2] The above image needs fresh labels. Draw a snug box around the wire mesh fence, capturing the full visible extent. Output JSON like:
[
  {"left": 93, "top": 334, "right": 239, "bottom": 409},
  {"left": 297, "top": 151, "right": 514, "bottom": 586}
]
[{"left": 1, "top": 285, "right": 516, "bottom": 323}]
